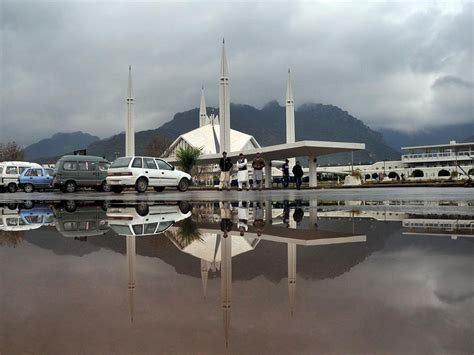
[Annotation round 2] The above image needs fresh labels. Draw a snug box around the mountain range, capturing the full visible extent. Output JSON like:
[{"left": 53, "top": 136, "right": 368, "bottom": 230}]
[
  {"left": 23, "top": 102, "right": 472, "bottom": 165},
  {"left": 24, "top": 132, "right": 100, "bottom": 161},
  {"left": 380, "top": 123, "right": 474, "bottom": 151}
]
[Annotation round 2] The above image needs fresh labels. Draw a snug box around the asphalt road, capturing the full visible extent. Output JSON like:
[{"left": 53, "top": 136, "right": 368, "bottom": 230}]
[{"left": 0, "top": 187, "right": 473, "bottom": 202}]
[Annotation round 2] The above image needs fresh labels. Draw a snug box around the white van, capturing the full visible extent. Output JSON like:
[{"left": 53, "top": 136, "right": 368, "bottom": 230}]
[{"left": 0, "top": 161, "right": 42, "bottom": 193}]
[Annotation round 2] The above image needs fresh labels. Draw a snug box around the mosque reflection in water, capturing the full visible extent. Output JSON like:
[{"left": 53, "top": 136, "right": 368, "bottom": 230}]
[{"left": 0, "top": 198, "right": 473, "bottom": 346}]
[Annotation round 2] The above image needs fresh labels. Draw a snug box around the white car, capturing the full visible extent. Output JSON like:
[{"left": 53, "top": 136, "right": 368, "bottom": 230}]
[
  {"left": 107, "top": 202, "right": 192, "bottom": 236},
  {"left": 106, "top": 156, "right": 191, "bottom": 193},
  {"left": 0, "top": 161, "right": 42, "bottom": 193}
]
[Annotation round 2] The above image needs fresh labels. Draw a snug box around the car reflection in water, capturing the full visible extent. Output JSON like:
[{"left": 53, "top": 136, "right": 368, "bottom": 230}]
[
  {"left": 52, "top": 202, "right": 110, "bottom": 241},
  {"left": 0, "top": 203, "right": 54, "bottom": 232},
  {"left": 107, "top": 201, "right": 192, "bottom": 237}
]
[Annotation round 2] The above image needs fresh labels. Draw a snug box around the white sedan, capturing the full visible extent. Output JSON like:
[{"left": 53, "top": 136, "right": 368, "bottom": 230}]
[{"left": 106, "top": 156, "right": 191, "bottom": 193}]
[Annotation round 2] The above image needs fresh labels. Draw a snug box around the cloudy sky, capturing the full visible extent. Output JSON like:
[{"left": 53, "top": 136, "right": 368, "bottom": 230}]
[{"left": 1, "top": 0, "right": 472, "bottom": 145}]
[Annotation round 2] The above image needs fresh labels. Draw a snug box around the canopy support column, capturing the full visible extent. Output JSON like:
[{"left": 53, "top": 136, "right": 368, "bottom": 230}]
[
  {"left": 309, "top": 156, "right": 317, "bottom": 188},
  {"left": 264, "top": 162, "right": 272, "bottom": 189}
]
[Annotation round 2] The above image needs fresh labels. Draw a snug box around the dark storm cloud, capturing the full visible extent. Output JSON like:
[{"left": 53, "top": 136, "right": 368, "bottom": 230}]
[
  {"left": 432, "top": 75, "right": 473, "bottom": 89},
  {"left": 0, "top": 1, "right": 472, "bottom": 145}
]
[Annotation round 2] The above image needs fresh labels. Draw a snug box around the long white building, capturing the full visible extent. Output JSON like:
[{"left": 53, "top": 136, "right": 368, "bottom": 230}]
[{"left": 319, "top": 140, "right": 474, "bottom": 181}]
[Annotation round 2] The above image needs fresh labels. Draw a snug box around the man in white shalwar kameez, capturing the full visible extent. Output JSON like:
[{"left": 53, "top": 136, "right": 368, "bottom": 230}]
[
  {"left": 236, "top": 153, "right": 250, "bottom": 191},
  {"left": 237, "top": 201, "right": 249, "bottom": 236}
]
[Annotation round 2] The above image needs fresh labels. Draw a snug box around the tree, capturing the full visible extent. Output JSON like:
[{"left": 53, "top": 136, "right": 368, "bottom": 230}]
[
  {"left": 176, "top": 145, "right": 203, "bottom": 175},
  {"left": 145, "top": 135, "right": 173, "bottom": 157},
  {"left": 0, "top": 141, "right": 24, "bottom": 161}
]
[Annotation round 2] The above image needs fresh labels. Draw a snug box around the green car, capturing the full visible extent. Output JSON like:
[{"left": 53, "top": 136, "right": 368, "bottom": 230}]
[{"left": 53, "top": 155, "right": 110, "bottom": 193}]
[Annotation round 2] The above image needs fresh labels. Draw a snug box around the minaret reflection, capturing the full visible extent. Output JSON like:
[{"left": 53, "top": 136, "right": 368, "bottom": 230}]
[
  {"left": 126, "top": 235, "right": 136, "bottom": 322},
  {"left": 221, "top": 233, "right": 232, "bottom": 348},
  {"left": 220, "top": 201, "right": 232, "bottom": 347},
  {"left": 288, "top": 242, "right": 296, "bottom": 316},
  {"left": 200, "top": 259, "right": 209, "bottom": 298}
]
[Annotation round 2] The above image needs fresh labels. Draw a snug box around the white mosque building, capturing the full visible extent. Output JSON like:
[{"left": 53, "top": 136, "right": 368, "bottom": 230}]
[{"left": 125, "top": 40, "right": 365, "bottom": 187}]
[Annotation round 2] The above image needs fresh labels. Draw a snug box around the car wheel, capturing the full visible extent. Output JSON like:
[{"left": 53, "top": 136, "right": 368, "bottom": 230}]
[
  {"left": 135, "top": 202, "right": 149, "bottom": 216},
  {"left": 178, "top": 201, "right": 191, "bottom": 214},
  {"left": 154, "top": 186, "right": 165, "bottom": 192},
  {"left": 102, "top": 200, "right": 111, "bottom": 211},
  {"left": 7, "top": 203, "right": 18, "bottom": 210},
  {"left": 65, "top": 181, "right": 77, "bottom": 193},
  {"left": 7, "top": 183, "right": 18, "bottom": 193},
  {"left": 101, "top": 181, "right": 111, "bottom": 192},
  {"left": 64, "top": 200, "right": 77, "bottom": 213},
  {"left": 135, "top": 177, "right": 148, "bottom": 193},
  {"left": 177, "top": 178, "right": 190, "bottom": 192},
  {"left": 111, "top": 186, "right": 124, "bottom": 194},
  {"left": 23, "top": 200, "right": 35, "bottom": 209},
  {"left": 24, "top": 184, "right": 35, "bottom": 193}
]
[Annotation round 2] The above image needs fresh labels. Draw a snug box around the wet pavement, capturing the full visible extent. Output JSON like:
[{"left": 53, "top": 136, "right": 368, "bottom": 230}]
[{"left": 0, "top": 188, "right": 473, "bottom": 354}]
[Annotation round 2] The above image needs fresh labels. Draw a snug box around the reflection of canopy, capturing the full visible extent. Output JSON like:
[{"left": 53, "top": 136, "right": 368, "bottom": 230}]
[
  {"left": 177, "top": 233, "right": 259, "bottom": 262},
  {"left": 196, "top": 223, "right": 366, "bottom": 246}
]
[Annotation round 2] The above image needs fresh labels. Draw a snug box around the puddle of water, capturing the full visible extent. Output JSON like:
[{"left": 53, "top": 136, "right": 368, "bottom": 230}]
[{"left": 1, "top": 198, "right": 473, "bottom": 354}]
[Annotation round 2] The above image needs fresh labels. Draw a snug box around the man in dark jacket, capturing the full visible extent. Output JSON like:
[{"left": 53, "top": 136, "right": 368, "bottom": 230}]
[
  {"left": 219, "top": 152, "right": 233, "bottom": 191},
  {"left": 282, "top": 159, "right": 290, "bottom": 188},
  {"left": 292, "top": 161, "right": 304, "bottom": 190},
  {"left": 252, "top": 152, "right": 266, "bottom": 190}
]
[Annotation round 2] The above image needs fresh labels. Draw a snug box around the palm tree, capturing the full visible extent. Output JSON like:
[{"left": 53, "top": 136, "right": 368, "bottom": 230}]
[
  {"left": 176, "top": 145, "right": 203, "bottom": 175},
  {"left": 176, "top": 218, "right": 202, "bottom": 248}
]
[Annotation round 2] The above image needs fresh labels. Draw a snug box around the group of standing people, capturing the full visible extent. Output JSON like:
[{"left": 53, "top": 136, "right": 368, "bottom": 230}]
[
  {"left": 219, "top": 152, "right": 305, "bottom": 191},
  {"left": 282, "top": 159, "right": 304, "bottom": 190},
  {"left": 219, "top": 151, "right": 266, "bottom": 191}
]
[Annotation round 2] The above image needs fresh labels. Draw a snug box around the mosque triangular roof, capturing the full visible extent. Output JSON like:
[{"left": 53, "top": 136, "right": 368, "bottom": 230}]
[{"left": 163, "top": 124, "right": 260, "bottom": 156}]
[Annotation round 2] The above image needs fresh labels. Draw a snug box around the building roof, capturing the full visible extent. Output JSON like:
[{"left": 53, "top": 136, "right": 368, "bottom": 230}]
[
  {"left": 163, "top": 124, "right": 260, "bottom": 157},
  {"left": 401, "top": 141, "right": 474, "bottom": 151}
]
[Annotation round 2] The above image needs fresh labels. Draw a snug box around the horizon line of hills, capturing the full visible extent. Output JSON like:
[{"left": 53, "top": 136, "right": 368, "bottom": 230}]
[{"left": 22, "top": 101, "right": 474, "bottom": 165}]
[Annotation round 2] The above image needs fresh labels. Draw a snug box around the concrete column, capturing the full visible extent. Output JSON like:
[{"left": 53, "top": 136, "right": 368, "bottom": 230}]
[
  {"left": 308, "top": 156, "right": 317, "bottom": 188},
  {"left": 265, "top": 200, "right": 272, "bottom": 224},
  {"left": 264, "top": 162, "right": 272, "bottom": 189},
  {"left": 309, "top": 199, "right": 318, "bottom": 227}
]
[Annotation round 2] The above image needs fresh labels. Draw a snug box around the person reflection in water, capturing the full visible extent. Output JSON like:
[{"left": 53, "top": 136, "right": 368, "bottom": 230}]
[
  {"left": 293, "top": 207, "right": 304, "bottom": 227},
  {"left": 252, "top": 201, "right": 266, "bottom": 237},
  {"left": 283, "top": 200, "right": 290, "bottom": 228},
  {"left": 237, "top": 201, "right": 249, "bottom": 236},
  {"left": 220, "top": 202, "right": 233, "bottom": 238}
]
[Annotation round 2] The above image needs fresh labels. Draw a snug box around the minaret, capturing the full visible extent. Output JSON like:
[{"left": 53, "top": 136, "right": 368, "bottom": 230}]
[
  {"left": 126, "top": 235, "right": 136, "bottom": 322},
  {"left": 286, "top": 69, "right": 295, "bottom": 167},
  {"left": 221, "top": 234, "right": 232, "bottom": 347},
  {"left": 126, "top": 65, "right": 135, "bottom": 156},
  {"left": 288, "top": 242, "right": 296, "bottom": 316},
  {"left": 219, "top": 39, "right": 231, "bottom": 153},
  {"left": 199, "top": 87, "right": 208, "bottom": 127}
]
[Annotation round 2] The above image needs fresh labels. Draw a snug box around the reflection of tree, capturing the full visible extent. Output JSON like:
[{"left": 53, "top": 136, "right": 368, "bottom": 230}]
[
  {"left": 0, "top": 231, "right": 24, "bottom": 247},
  {"left": 172, "top": 218, "right": 202, "bottom": 248}
]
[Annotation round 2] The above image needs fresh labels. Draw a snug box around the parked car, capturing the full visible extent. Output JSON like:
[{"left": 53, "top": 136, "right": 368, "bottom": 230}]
[
  {"left": 53, "top": 155, "right": 110, "bottom": 193},
  {"left": 0, "top": 161, "right": 42, "bottom": 193},
  {"left": 106, "top": 156, "right": 191, "bottom": 193},
  {"left": 19, "top": 167, "right": 55, "bottom": 193}
]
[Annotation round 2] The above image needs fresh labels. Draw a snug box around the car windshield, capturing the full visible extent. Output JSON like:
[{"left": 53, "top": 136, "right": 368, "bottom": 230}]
[{"left": 111, "top": 157, "right": 132, "bottom": 168}]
